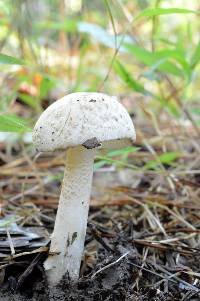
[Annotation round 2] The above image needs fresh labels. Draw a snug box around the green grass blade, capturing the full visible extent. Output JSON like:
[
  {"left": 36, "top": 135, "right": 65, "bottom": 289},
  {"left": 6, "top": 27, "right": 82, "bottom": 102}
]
[
  {"left": 124, "top": 43, "right": 185, "bottom": 77},
  {"left": 136, "top": 8, "right": 198, "bottom": 20},
  {"left": 113, "top": 60, "right": 150, "bottom": 95},
  {"left": 0, "top": 115, "right": 32, "bottom": 132},
  {"left": 0, "top": 54, "right": 25, "bottom": 65}
]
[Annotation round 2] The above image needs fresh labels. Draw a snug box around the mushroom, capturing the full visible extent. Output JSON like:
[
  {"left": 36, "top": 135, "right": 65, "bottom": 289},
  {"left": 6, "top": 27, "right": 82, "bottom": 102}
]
[{"left": 33, "top": 92, "right": 136, "bottom": 285}]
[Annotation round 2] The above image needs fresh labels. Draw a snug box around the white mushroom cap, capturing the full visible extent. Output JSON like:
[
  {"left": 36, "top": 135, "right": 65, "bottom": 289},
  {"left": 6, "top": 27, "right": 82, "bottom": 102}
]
[{"left": 33, "top": 92, "right": 136, "bottom": 152}]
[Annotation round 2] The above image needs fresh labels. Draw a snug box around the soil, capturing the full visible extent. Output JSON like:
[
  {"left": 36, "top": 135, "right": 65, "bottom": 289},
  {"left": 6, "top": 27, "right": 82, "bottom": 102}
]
[
  {"left": 1, "top": 146, "right": 200, "bottom": 301},
  {"left": 1, "top": 205, "right": 200, "bottom": 301}
]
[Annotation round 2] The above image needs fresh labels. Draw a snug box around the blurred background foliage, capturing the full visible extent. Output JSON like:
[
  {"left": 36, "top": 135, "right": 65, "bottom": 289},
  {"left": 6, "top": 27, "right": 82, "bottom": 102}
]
[{"left": 0, "top": 0, "right": 199, "bottom": 169}]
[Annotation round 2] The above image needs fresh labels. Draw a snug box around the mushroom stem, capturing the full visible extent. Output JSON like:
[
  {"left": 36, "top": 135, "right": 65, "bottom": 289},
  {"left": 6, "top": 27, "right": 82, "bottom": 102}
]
[{"left": 44, "top": 146, "right": 95, "bottom": 285}]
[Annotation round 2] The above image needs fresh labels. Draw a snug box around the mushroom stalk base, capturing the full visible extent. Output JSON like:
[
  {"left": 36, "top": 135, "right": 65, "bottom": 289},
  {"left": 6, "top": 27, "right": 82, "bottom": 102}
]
[{"left": 44, "top": 146, "right": 95, "bottom": 285}]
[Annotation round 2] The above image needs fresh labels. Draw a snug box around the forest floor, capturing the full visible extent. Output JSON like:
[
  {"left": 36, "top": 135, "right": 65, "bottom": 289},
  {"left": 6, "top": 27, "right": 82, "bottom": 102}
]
[{"left": 0, "top": 100, "right": 200, "bottom": 301}]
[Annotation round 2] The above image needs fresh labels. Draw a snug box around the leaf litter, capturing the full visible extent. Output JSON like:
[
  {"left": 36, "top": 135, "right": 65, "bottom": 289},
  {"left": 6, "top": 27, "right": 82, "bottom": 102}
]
[{"left": 0, "top": 103, "right": 200, "bottom": 300}]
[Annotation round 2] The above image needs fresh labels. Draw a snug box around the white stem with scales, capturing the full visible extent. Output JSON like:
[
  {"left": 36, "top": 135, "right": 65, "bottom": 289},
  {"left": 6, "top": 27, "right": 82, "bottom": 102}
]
[{"left": 44, "top": 146, "right": 95, "bottom": 285}]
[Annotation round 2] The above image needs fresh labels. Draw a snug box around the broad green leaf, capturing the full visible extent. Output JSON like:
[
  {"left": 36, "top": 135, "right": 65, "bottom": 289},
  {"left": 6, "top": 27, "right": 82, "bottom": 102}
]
[
  {"left": 124, "top": 43, "right": 184, "bottom": 77},
  {"left": 96, "top": 156, "right": 138, "bottom": 169},
  {"left": 0, "top": 54, "right": 25, "bottom": 65},
  {"left": 94, "top": 160, "right": 108, "bottom": 170},
  {"left": 159, "top": 38, "right": 177, "bottom": 47},
  {"left": 158, "top": 152, "right": 180, "bottom": 164},
  {"left": 94, "top": 147, "right": 140, "bottom": 170},
  {"left": 136, "top": 8, "right": 197, "bottom": 20},
  {"left": 155, "top": 48, "right": 191, "bottom": 80},
  {"left": 39, "top": 76, "right": 55, "bottom": 98},
  {"left": 113, "top": 60, "right": 150, "bottom": 95},
  {"left": 18, "top": 93, "right": 41, "bottom": 110},
  {"left": 107, "top": 147, "right": 140, "bottom": 157},
  {"left": 78, "top": 22, "right": 133, "bottom": 52},
  {"left": 191, "top": 42, "right": 200, "bottom": 67},
  {"left": 160, "top": 98, "right": 181, "bottom": 118},
  {"left": 144, "top": 152, "right": 180, "bottom": 170},
  {"left": 37, "top": 20, "right": 77, "bottom": 33},
  {"left": 0, "top": 115, "right": 31, "bottom": 132},
  {"left": 143, "top": 58, "right": 167, "bottom": 81},
  {"left": 113, "top": 58, "right": 181, "bottom": 117}
]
